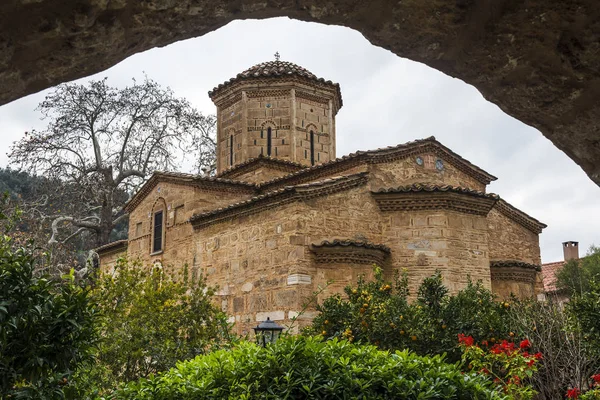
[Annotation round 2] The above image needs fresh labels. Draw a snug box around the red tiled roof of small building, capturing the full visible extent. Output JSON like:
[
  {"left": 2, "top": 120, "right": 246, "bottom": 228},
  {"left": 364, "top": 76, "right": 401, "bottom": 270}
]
[{"left": 541, "top": 260, "right": 566, "bottom": 293}]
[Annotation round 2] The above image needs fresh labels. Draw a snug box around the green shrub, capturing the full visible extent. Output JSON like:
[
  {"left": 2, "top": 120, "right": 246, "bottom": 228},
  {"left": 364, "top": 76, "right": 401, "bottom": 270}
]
[
  {"left": 115, "top": 336, "right": 507, "bottom": 400},
  {"left": 307, "top": 268, "right": 511, "bottom": 361},
  {"left": 0, "top": 202, "right": 97, "bottom": 398},
  {"left": 68, "top": 259, "right": 232, "bottom": 398}
]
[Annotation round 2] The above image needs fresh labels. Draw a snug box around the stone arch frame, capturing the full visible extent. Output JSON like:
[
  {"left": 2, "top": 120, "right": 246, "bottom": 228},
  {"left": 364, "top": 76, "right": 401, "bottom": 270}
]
[
  {"left": 305, "top": 123, "right": 319, "bottom": 165},
  {"left": 150, "top": 197, "right": 167, "bottom": 255},
  {"left": 1, "top": 4, "right": 599, "bottom": 185},
  {"left": 305, "top": 123, "right": 318, "bottom": 135},
  {"left": 260, "top": 120, "right": 277, "bottom": 157},
  {"left": 260, "top": 120, "right": 277, "bottom": 130}
]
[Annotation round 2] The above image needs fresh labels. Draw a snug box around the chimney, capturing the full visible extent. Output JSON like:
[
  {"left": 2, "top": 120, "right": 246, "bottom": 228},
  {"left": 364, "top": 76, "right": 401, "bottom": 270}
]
[{"left": 562, "top": 241, "right": 579, "bottom": 261}]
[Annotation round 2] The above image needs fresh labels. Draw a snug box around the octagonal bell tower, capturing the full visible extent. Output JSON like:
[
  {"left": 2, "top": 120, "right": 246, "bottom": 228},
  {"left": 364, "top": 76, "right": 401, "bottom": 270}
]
[{"left": 209, "top": 59, "right": 343, "bottom": 174}]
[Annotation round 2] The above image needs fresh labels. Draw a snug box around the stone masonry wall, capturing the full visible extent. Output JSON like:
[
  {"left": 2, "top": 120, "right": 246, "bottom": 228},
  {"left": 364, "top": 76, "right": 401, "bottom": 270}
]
[
  {"left": 97, "top": 248, "right": 127, "bottom": 273},
  {"left": 231, "top": 166, "right": 298, "bottom": 184},
  {"left": 369, "top": 155, "right": 487, "bottom": 192},
  {"left": 194, "top": 200, "right": 313, "bottom": 335},
  {"left": 215, "top": 80, "right": 337, "bottom": 173},
  {"left": 487, "top": 208, "right": 542, "bottom": 265},
  {"left": 124, "top": 180, "right": 253, "bottom": 273}
]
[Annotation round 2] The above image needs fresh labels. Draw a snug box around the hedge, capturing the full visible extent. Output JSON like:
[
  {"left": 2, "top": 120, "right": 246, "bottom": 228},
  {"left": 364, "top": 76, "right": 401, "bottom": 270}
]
[{"left": 114, "top": 336, "right": 506, "bottom": 399}]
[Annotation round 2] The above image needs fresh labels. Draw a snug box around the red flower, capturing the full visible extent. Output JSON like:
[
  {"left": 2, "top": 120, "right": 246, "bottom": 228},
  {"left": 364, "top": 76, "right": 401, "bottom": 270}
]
[
  {"left": 522, "top": 351, "right": 530, "bottom": 358},
  {"left": 567, "top": 388, "right": 580, "bottom": 399},
  {"left": 526, "top": 359, "right": 535, "bottom": 367},
  {"left": 490, "top": 344, "right": 504, "bottom": 354},
  {"left": 481, "top": 368, "right": 490, "bottom": 375},
  {"left": 534, "top": 352, "right": 543, "bottom": 360},
  {"left": 592, "top": 374, "right": 600, "bottom": 386},
  {"left": 458, "top": 334, "right": 474, "bottom": 347},
  {"left": 481, "top": 340, "right": 489, "bottom": 347},
  {"left": 520, "top": 339, "right": 531, "bottom": 349}
]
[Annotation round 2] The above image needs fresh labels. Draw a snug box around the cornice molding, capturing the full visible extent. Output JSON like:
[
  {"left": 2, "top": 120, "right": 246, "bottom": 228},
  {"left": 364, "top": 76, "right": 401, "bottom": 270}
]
[
  {"left": 371, "top": 184, "right": 498, "bottom": 216},
  {"left": 310, "top": 239, "right": 390, "bottom": 265},
  {"left": 490, "top": 267, "right": 537, "bottom": 284},
  {"left": 490, "top": 260, "right": 542, "bottom": 272}
]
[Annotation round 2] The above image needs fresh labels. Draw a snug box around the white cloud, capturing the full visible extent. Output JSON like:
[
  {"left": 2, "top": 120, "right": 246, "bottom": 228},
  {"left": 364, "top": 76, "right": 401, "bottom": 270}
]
[{"left": 0, "top": 17, "right": 597, "bottom": 263}]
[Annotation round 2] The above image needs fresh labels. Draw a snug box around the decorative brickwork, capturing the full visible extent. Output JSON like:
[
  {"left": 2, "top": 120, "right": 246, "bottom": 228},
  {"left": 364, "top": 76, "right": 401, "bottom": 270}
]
[
  {"left": 310, "top": 239, "right": 390, "bottom": 265},
  {"left": 371, "top": 185, "right": 498, "bottom": 215}
]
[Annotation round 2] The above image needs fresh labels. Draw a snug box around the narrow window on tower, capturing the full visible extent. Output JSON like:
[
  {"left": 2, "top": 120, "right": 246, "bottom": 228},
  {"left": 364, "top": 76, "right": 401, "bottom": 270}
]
[
  {"left": 275, "top": 147, "right": 278, "bottom": 156},
  {"left": 261, "top": 130, "right": 264, "bottom": 139},
  {"left": 229, "top": 135, "right": 233, "bottom": 166},
  {"left": 310, "top": 130, "right": 315, "bottom": 165},
  {"left": 282, "top": 139, "right": 285, "bottom": 145},
  {"left": 152, "top": 210, "right": 163, "bottom": 253},
  {"left": 267, "top": 127, "right": 272, "bottom": 156}
]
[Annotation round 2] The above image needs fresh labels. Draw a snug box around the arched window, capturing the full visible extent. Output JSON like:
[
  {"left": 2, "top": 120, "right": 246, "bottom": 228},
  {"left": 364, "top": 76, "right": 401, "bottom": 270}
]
[
  {"left": 152, "top": 210, "right": 163, "bottom": 253},
  {"left": 267, "top": 127, "right": 272, "bottom": 156},
  {"left": 151, "top": 198, "right": 166, "bottom": 254},
  {"left": 229, "top": 135, "right": 233, "bottom": 166},
  {"left": 310, "top": 130, "right": 315, "bottom": 165}
]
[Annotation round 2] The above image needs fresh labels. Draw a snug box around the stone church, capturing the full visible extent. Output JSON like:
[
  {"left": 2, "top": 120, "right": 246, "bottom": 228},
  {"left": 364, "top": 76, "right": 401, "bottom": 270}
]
[{"left": 97, "top": 60, "right": 547, "bottom": 333}]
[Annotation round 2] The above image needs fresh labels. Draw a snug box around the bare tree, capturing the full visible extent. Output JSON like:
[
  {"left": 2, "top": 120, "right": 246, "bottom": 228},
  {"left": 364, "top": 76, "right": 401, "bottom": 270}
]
[
  {"left": 508, "top": 299, "right": 600, "bottom": 399},
  {"left": 9, "top": 77, "right": 216, "bottom": 247}
]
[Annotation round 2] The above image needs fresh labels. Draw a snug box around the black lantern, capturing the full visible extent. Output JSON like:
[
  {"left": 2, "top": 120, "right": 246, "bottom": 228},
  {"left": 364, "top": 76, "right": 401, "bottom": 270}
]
[{"left": 253, "top": 317, "right": 284, "bottom": 347}]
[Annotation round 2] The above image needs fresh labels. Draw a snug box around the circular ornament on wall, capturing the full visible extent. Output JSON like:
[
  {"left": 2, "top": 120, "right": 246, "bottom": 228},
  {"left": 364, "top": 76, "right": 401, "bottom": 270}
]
[
  {"left": 265, "top": 103, "right": 272, "bottom": 108},
  {"left": 435, "top": 159, "right": 444, "bottom": 171},
  {"left": 415, "top": 156, "right": 424, "bottom": 166}
]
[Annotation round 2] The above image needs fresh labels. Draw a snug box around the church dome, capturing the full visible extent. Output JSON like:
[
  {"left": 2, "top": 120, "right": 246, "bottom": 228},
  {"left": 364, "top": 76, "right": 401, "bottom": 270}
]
[{"left": 209, "top": 60, "right": 341, "bottom": 102}]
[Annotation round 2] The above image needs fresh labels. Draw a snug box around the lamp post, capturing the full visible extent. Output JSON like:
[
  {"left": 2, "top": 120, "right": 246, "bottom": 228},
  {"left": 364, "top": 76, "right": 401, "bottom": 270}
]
[{"left": 253, "top": 317, "right": 284, "bottom": 347}]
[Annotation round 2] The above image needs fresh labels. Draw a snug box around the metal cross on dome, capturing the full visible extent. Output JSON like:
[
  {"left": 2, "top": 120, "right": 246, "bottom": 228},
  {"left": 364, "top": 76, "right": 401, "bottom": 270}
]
[{"left": 274, "top": 51, "right": 280, "bottom": 61}]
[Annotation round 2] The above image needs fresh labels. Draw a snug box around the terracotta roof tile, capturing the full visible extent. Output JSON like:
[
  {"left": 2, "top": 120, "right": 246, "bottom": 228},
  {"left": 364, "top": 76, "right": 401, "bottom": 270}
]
[
  {"left": 217, "top": 155, "right": 308, "bottom": 179},
  {"left": 95, "top": 239, "right": 128, "bottom": 254},
  {"left": 541, "top": 260, "right": 566, "bottom": 293},
  {"left": 209, "top": 60, "right": 341, "bottom": 101},
  {"left": 373, "top": 183, "right": 499, "bottom": 199}
]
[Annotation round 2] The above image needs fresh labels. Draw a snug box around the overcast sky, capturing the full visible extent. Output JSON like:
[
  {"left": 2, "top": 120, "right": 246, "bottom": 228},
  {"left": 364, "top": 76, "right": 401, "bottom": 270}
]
[{"left": 0, "top": 18, "right": 598, "bottom": 263}]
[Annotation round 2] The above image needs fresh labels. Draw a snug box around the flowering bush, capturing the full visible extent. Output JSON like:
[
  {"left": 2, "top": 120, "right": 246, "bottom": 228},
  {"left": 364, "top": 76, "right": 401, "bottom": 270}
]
[
  {"left": 458, "top": 334, "right": 540, "bottom": 400},
  {"left": 307, "top": 268, "right": 512, "bottom": 361},
  {"left": 565, "top": 374, "right": 600, "bottom": 399}
]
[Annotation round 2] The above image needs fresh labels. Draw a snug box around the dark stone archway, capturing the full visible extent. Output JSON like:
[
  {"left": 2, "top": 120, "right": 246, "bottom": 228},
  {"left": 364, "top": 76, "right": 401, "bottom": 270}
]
[{"left": 1, "top": 1, "right": 598, "bottom": 184}]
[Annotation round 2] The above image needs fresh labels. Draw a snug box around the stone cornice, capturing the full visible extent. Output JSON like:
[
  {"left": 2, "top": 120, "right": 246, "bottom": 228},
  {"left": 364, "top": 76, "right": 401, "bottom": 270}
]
[
  {"left": 190, "top": 173, "right": 368, "bottom": 229},
  {"left": 95, "top": 239, "right": 128, "bottom": 255},
  {"left": 217, "top": 155, "right": 307, "bottom": 180},
  {"left": 310, "top": 239, "right": 390, "bottom": 265},
  {"left": 371, "top": 184, "right": 499, "bottom": 216},
  {"left": 490, "top": 260, "right": 542, "bottom": 272},
  {"left": 210, "top": 76, "right": 342, "bottom": 114},
  {"left": 494, "top": 199, "right": 547, "bottom": 234},
  {"left": 124, "top": 171, "right": 257, "bottom": 213},
  {"left": 490, "top": 267, "right": 537, "bottom": 284},
  {"left": 257, "top": 137, "right": 497, "bottom": 192}
]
